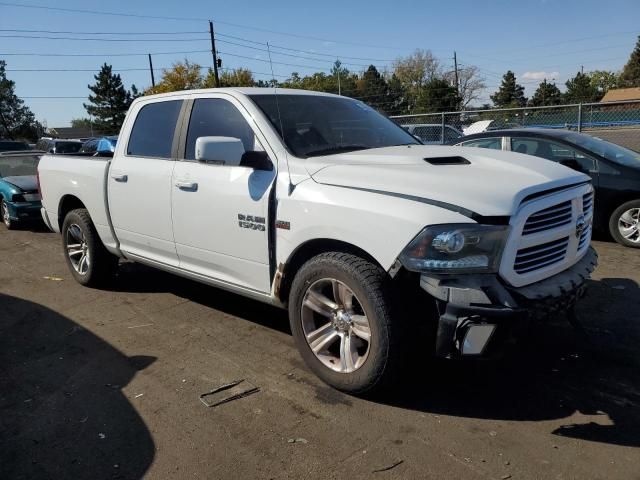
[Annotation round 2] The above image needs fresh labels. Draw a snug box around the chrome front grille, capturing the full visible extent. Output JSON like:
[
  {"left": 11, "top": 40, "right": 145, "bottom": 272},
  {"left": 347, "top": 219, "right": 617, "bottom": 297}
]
[
  {"left": 501, "top": 183, "right": 594, "bottom": 288},
  {"left": 582, "top": 191, "right": 594, "bottom": 217},
  {"left": 514, "top": 237, "right": 569, "bottom": 274},
  {"left": 522, "top": 200, "right": 572, "bottom": 235}
]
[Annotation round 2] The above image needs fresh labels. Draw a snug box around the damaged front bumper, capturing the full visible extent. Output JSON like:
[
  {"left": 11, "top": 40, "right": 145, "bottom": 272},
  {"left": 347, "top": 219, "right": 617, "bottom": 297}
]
[{"left": 420, "top": 246, "right": 598, "bottom": 358}]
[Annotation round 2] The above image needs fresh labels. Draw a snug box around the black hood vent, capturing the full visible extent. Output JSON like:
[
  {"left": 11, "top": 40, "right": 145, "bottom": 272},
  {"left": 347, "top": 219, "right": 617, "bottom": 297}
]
[{"left": 423, "top": 156, "right": 470, "bottom": 165}]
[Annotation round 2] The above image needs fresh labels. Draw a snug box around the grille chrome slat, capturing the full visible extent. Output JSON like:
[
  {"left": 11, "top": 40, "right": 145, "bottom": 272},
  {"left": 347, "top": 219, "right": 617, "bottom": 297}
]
[
  {"left": 514, "top": 236, "right": 569, "bottom": 274},
  {"left": 522, "top": 200, "right": 573, "bottom": 235},
  {"left": 515, "top": 242, "right": 568, "bottom": 263},
  {"left": 525, "top": 211, "right": 572, "bottom": 227}
]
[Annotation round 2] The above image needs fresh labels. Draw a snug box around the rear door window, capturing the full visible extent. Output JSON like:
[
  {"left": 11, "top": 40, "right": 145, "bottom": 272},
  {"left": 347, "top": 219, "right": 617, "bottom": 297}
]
[
  {"left": 512, "top": 137, "right": 597, "bottom": 171},
  {"left": 127, "top": 100, "right": 182, "bottom": 158},
  {"left": 461, "top": 137, "right": 502, "bottom": 150}
]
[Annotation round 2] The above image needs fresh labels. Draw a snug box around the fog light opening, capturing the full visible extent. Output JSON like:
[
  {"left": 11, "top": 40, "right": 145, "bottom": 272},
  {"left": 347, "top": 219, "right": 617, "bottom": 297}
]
[{"left": 462, "top": 324, "right": 496, "bottom": 355}]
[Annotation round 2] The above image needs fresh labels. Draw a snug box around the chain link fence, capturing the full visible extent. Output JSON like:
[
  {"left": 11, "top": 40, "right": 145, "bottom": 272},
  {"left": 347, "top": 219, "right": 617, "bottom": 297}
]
[{"left": 390, "top": 100, "right": 640, "bottom": 152}]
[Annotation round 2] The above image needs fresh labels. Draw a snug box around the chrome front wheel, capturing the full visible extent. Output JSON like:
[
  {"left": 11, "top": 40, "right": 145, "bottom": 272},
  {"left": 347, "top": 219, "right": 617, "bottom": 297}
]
[
  {"left": 1, "top": 200, "right": 13, "bottom": 229},
  {"left": 301, "top": 278, "right": 372, "bottom": 373}
]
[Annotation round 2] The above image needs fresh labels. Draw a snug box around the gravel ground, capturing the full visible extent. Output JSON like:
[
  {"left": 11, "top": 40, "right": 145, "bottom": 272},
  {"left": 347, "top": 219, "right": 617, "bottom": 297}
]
[{"left": 1, "top": 225, "right": 639, "bottom": 480}]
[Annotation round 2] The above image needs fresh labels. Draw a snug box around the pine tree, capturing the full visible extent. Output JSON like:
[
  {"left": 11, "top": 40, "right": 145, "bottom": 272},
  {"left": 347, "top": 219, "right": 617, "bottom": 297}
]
[
  {"left": 529, "top": 79, "right": 562, "bottom": 106},
  {"left": 564, "top": 72, "right": 600, "bottom": 103},
  {"left": 620, "top": 35, "right": 640, "bottom": 87},
  {"left": 490, "top": 71, "right": 527, "bottom": 107},
  {"left": 417, "top": 78, "right": 461, "bottom": 112},
  {"left": 356, "top": 65, "right": 389, "bottom": 112},
  {"left": 0, "top": 60, "right": 43, "bottom": 141},
  {"left": 84, "top": 63, "right": 133, "bottom": 133}
]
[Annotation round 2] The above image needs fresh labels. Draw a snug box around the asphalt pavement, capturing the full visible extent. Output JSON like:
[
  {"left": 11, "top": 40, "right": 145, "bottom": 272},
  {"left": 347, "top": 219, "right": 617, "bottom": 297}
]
[{"left": 1, "top": 225, "right": 639, "bottom": 479}]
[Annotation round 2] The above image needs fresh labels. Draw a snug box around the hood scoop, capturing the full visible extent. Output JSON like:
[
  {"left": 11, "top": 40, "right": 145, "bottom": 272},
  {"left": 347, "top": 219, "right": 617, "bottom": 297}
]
[{"left": 423, "top": 156, "right": 470, "bottom": 165}]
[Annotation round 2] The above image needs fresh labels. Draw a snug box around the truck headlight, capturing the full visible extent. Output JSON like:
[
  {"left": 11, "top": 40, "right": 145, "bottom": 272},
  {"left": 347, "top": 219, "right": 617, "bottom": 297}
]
[{"left": 399, "top": 224, "right": 509, "bottom": 273}]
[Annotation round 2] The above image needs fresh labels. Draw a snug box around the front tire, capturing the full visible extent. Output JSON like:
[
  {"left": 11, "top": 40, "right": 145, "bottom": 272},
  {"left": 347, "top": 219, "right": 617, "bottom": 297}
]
[
  {"left": 609, "top": 200, "right": 640, "bottom": 248},
  {"left": 62, "top": 208, "right": 118, "bottom": 286},
  {"left": 288, "top": 252, "right": 400, "bottom": 394},
  {"left": 1, "top": 199, "right": 15, "bottom": 230}
]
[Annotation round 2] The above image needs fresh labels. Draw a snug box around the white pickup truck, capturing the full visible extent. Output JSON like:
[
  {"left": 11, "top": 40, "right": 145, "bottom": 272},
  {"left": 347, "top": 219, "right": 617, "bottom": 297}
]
[{"left": 38, "top": 88, "right": 597, "bottom": 393}]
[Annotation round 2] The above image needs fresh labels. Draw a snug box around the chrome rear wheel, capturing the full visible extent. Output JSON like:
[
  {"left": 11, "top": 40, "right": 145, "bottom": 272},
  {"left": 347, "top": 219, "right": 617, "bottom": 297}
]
[{"left": 66, "top": 223, "right": 90, "bottom": 275}]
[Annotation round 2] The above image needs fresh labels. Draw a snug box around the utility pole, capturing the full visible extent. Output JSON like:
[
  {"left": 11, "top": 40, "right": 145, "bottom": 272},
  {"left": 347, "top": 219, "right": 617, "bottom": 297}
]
[
  {"left": 148, "top": 53, "right": 155, "bottom": 88},
  {"left": 453, "top": 51, "right": 459, "bottom": 96},
  {"left": 209, "top": 20, "right": 220, "bottom": 87},
  {"left": 581, "top": 65, "right": 584, "bottom": 74},
  {"left": 337, "top": 66, "right": 341, "bottom": 95}
]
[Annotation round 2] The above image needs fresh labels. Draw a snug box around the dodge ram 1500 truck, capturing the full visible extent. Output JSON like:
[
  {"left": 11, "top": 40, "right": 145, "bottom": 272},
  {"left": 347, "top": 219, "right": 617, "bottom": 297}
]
[{"left": 38, "top": 88, "right": 597, "bottom": 393}]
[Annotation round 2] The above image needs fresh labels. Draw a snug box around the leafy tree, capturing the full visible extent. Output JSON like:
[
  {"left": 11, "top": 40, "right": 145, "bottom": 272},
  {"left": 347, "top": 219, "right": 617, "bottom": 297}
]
[
  {"left": 145, "top": 60, "right": 203, "bottom": 95},
  {"left": 589, "top": 70, "right": 620, "bottom": 96},
  {"left": 529, "top": 79, "right": 562, "bottom": 106},
  {"left": 0, "top": 61, "right": 44, "bottom": 141},
  {"left": 356, "top": 65, "right": 389, "bottom": 112},
  {"left": 564, "top": 71, "right": 600, "bottom": 103},
  {"left": 84, "top": 63, "right": 134, "bottom": 133},
  {"left": 416, "top": 78, "right": 461, "bottom": 112},
  {"left": 71, "top": 118, "right": 93, "bottom": 129},
  {"left": 490, "top": 70, "right": 527, "bottom": 107},
  {"left": 392, "top": 49, "right": 441, "bottom": 111},
  {"left": 444, "top": 65, "right": 485, "bottom": 108},
  {"left": 204, "top": 67, "right": 256, "bottom": 88}
]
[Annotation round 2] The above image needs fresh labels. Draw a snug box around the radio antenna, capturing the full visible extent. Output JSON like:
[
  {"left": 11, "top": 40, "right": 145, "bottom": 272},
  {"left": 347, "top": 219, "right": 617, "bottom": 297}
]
[{"left": 267, "top": 41, "right": 294, "bottom": 195}]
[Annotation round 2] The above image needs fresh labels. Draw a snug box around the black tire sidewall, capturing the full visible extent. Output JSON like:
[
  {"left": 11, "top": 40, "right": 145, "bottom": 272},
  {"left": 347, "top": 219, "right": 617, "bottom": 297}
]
[
  {"left": 609, "top": 200, "right": 640, "bottom": 248},
  {"left": 289, "top": 254, "right": 393, "bottom": 394}
]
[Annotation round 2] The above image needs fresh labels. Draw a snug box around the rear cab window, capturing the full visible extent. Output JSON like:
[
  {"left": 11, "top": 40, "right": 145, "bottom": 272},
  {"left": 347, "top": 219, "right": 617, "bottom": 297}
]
[{"left": 127, "top": 100, "right": 183, "bottom": 158}]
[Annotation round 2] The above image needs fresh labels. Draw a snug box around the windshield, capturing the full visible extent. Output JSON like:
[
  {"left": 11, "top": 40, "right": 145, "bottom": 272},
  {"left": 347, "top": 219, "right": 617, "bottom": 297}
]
[
  {"left": 249, "top": 94, "right": 419, "bottom": 158},
  {"left": 55, "top": 142, "right": 82, "bottom": 154},
  {"left": 0, "top": 155, "right": 40, "bottom": 177},
  {"left": 559, "top": 131, "right": 640, "bottom": 168}
]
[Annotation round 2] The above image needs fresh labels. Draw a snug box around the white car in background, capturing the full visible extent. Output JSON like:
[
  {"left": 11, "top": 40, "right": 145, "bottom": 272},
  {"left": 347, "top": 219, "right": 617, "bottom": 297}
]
[{"left": 402, "top": 123, "right": 463, "bottom": 144}]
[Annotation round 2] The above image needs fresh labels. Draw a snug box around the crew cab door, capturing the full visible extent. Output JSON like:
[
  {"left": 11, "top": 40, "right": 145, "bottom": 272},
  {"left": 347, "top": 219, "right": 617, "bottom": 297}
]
[
  {"left": 171, "top": 95, "right": 276, "bottom": 293},
  {"left": 108, "top": 99, "right": 184, "bottom": 266}
]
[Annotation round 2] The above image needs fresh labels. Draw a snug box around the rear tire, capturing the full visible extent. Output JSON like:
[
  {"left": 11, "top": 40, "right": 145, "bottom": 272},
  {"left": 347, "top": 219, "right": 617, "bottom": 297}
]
[
  {"left": 1, "top": 199, "right": 15, "bottom": 230},
  {"left": 62, "top": 208, "right": 118, "bottom": 286},
  {"left": 609, "top": 200, "right": 640, "bottom": 248},
  {"left": 288, "top": 252, "right": 401, "bottom": 395}
]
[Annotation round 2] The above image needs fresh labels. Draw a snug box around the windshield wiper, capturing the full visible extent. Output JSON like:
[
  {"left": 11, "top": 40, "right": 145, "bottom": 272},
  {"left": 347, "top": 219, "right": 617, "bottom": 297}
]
[{"left": 304, "top": 145, "right": 370, "bottom": 157}]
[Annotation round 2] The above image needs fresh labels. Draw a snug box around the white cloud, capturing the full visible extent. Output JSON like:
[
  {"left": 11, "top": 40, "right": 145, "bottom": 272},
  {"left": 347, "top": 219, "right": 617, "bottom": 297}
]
[{"left": 522, "top": 71, "right": 560, "bottom": 81}]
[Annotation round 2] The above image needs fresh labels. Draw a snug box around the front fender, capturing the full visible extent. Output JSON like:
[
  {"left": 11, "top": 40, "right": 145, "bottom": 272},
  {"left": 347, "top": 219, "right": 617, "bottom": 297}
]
[{"left": 276, "top": 180, "right": 473, "bottom": 272}]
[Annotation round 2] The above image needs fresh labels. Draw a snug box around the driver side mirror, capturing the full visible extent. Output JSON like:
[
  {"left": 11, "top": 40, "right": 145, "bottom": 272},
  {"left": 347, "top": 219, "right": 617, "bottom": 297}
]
[{"left": 195, "top": 136, "right": 245, "bottom": 166}]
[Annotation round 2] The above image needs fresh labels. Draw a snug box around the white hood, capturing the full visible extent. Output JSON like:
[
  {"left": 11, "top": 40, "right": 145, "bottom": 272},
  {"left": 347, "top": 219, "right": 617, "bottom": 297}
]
[{"left": 306, "top": 145, "right": 589, "bottom": 217}]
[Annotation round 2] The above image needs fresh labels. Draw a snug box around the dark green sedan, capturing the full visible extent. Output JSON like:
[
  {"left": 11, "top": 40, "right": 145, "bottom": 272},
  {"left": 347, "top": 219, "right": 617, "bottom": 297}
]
[{"left": 0, "top": 151, "right": 43, "bottom": 229}]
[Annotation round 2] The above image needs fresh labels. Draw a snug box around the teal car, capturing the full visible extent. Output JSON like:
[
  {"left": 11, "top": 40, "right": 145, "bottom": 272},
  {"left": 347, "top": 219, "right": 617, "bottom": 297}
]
[{"left": 0, "top": 151, "right": 43, "bottom": 229}]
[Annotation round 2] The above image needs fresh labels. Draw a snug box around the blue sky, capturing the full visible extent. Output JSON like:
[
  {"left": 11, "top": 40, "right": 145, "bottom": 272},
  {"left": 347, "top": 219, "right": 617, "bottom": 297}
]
[{"left": 1, "top": 0, "right": 639, "bottom": 127}]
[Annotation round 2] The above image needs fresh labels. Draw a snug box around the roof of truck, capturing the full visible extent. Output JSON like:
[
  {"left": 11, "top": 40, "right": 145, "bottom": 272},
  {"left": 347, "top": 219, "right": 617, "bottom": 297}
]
[{"left": 138, "top": 87, "right": 343, "bottom": 102}]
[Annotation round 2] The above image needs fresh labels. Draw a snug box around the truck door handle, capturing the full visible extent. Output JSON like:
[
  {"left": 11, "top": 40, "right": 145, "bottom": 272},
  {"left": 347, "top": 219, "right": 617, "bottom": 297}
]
[
  {"left": 111, "top": 174, "right": 128, "bottom": 182},
  {"left": 175, "top": 181, "right": 198, "bottom": 191}
]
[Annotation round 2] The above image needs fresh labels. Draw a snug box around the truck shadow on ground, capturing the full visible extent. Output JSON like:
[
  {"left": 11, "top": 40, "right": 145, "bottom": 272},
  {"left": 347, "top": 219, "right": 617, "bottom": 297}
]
[
  {"left": 108, "top": 263, "right": 640, "bottom": 449},
  {"left": 0, "top": 293, "right": 156, "bottom": 480},
  {"left": 379, "top": 276, "right": 640, "bottom": 449}
]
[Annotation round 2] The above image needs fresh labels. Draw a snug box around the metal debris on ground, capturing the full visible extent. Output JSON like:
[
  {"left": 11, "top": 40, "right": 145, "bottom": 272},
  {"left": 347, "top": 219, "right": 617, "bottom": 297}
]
[
  {"left": 372, "top": 460, "right": 404, "bottom": 473},
  {"left": 199, "top": 379, "right": 259, "bottom": 408},
  {"left": 287, "top": 438, "right": 308, "bottom": 444}
]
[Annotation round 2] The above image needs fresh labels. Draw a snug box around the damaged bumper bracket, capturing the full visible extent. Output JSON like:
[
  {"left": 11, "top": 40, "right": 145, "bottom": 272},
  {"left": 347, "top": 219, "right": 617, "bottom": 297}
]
[{"left": 422, "top": 246, "right": 598, "bottom": 358}]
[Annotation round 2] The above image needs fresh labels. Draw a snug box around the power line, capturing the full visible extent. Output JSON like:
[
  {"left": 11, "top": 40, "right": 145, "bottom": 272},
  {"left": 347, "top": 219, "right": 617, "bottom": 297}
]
[
  {"left": 0, "top": 50, "right": 211, "bottom": 57},
  {"left": 0, "top": 1, "right": 408, "bottom": 50},
  {"left": 0, "top": 28, "right": 207, "bottom": 35},
  {"left": 0, "top": 34, "right": 210, "bottom": 42}
]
